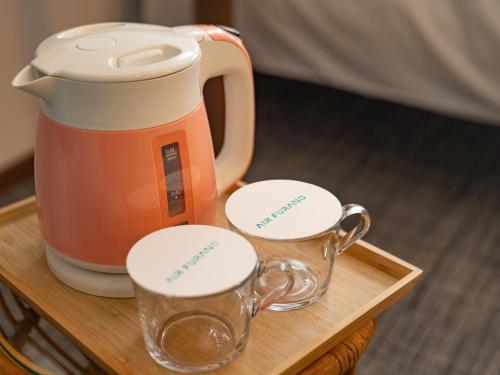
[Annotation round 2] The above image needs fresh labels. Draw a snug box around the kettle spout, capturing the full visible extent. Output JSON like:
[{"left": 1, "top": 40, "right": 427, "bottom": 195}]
[{"left": 12, "top": 65, "right": 56, "bottom": 103}]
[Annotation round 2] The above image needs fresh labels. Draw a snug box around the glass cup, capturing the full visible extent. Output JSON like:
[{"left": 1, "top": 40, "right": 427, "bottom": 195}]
[
  {"left": 225, "top": 180, "right": 371, "bottom": 311},
  {"left": 126, "top": 225, "right": 293, "bottom": 373}
]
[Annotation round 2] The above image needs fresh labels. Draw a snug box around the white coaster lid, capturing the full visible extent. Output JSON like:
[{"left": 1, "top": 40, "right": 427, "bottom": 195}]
[
  {"left": 225, "top": 180, "right": 343, "bottom": 241},
  {"left": 126, "top": 225, "right": 257, "bottom": 298}
]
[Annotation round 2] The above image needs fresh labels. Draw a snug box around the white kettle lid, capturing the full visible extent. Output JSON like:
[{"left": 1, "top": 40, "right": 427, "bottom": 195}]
[{"left": 32, "top": 23, "right": 200, "bottom": 82}]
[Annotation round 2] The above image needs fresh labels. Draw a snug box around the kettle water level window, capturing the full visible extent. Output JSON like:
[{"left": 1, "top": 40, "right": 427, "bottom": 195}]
[{"left": 161, "top": 143, "right": 185, "bottom": 217}]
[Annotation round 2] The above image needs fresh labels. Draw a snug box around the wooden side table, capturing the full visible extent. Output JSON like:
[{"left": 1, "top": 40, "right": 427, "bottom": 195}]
[
  {"left": 302, "top": 320, "right": 376, "bottom": 374},
  {"left": 0, "top": 288, "right": 374, "bottom": 374},
  {"left": 0, "top": 195, "right": 421, "bottom": 374}
]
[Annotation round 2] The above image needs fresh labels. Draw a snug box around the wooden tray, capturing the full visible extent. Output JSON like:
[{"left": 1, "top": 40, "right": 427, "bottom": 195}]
[{"left": 0, "top": 194, "right": 421, "bottom": 374}]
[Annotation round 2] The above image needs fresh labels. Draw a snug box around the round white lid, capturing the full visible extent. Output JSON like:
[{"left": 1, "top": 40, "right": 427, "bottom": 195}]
[
  {"left": 32, "top": 23, "right": 200, "bottom": 82},
  {"left": 126, "top": 225, "right": 258, "bottom": 298},
  {"left": 225, "top": 180, "right": 343, "bottom": 241}
]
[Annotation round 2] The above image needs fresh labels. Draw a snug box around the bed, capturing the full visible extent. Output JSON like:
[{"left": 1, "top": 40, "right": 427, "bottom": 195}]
[{"left": 234, "top": 0, "right": 500, "bottom": 125}]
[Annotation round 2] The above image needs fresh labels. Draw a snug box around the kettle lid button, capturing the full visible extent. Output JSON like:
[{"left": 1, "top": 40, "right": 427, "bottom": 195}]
[{"left": 76, "top": 36, "right": 116, "bottom": 51}]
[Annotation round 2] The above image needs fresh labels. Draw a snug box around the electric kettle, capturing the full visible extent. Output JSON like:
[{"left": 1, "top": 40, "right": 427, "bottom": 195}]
[{"left": 12, "top": 23, "right": 254, "bottom": 298}]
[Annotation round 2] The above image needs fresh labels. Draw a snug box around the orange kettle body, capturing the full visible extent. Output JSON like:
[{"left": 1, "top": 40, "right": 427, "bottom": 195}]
[
  {"left": 36, "top": 103, "right": 217, "bottom": 268},
  {"left": 12, "top": 23, "right": 254, "bottom": 296}
]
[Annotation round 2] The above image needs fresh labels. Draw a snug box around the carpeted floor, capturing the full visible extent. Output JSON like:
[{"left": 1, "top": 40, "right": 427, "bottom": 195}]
[
  {"left": 1, "top": 73, "right": 499, "bottom": 374},
  {"left": 245, "top": 74, "right": 500, "bottom": 375}
]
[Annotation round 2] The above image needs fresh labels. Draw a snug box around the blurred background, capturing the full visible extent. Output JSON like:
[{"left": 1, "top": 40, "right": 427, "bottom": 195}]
[{"left": 1, "top": 1, "right": 499, "bottom": 374}]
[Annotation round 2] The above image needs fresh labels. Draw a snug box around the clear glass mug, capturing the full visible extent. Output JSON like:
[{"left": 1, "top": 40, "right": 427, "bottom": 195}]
[
  {"left": 126, "top": 225, "right": 293, "bottom": 373},
  {"left": 225, "top": 180, "right": 371, "bottom": 311}
]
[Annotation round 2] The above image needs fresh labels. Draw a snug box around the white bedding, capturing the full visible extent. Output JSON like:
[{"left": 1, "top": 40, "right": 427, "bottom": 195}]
[{"left": 234, "top": 0, "right": 500, "bottom": 125}]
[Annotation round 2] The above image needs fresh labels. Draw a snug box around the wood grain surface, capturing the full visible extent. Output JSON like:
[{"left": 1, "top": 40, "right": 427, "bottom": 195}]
[{"left": 0, "top": 195, "right": 421, "bottom": 374}]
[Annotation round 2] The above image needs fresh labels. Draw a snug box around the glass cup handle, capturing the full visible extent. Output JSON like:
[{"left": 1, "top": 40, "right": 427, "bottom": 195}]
[
  {"left": 252, "top": 259, "right": 294, "bottom": 317},
  {"left": 336, "top": 204, "right": 371, "bottom": 255}
]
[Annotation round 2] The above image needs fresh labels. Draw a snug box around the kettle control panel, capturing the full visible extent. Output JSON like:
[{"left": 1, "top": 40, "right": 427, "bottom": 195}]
[
  {"left": 153, "top": 131, "right": 194, "bottom": 227},
  {"left": 161, "top": 143, "right": 185, "bottom": 217}
]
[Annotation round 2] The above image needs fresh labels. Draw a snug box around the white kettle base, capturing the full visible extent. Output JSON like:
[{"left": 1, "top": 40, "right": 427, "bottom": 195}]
[{"left": 45, "top": 246, "right": 134, "bottom": 298}]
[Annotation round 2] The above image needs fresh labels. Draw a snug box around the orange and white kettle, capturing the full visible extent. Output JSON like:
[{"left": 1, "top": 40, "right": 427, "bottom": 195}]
[{"left": 12, "top": 23, "right": 254, "bottom": 297}]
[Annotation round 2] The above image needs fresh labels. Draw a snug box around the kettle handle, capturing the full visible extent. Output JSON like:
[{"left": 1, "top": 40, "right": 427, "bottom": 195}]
[{"left": 197, "top": 25, "right": 255, "bottom": 196}]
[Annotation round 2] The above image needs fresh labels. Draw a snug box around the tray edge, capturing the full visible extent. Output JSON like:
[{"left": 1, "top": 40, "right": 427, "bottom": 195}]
[
  {"left": 271, "top": 267, "right": 422, "bottom": 374},
  {"left": 0, "top": 195, "right": 37, "bottom": 226}
]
